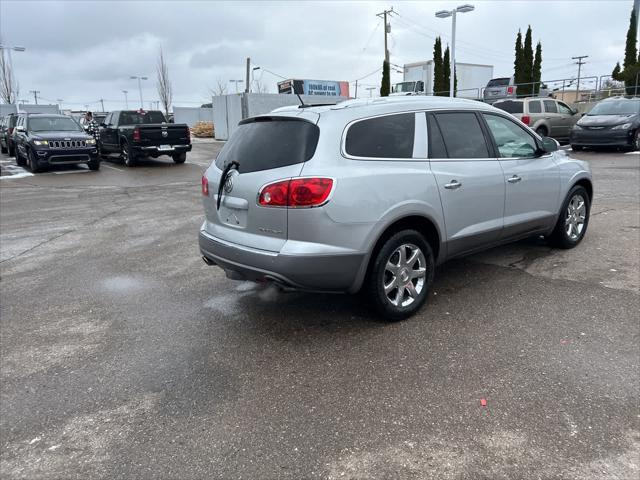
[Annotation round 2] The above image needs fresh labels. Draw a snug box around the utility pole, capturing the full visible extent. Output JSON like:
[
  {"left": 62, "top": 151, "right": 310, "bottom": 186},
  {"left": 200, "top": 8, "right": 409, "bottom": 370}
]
[
  {"left": 355, "top": 80, "right": 358, "bottom": 98},
  {"left": 30, "top": 90, "right": 40, "bottom": 104},
  {"left": 572, "top": 55, "right": 588, "bottom": 103},
  {"left": 376, "top": 7, "right": 394, "bottom": 63},
  {"left": 366, "top": 87, "right": 376, "bottom": 97},
  {"left": 245, "top": 57, "right": 251, "bottom": 93},
  {"left": 100, "top": 98, "right": 105, "bottom": 112}
]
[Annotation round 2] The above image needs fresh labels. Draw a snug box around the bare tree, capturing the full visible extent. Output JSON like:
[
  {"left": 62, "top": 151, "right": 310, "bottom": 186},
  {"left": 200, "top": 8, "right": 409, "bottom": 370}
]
[
  {"left": 252, "top": 78, "right": 269, "bottom": 93},
  {"left": 156, "top": 47, "right": 172, "bottom": 118},
  {"left": 0, "top": 48, "right": 19, "bottom": 104},
  {"left": 210, "top": 78, "right": 228, "bottom": 96}
]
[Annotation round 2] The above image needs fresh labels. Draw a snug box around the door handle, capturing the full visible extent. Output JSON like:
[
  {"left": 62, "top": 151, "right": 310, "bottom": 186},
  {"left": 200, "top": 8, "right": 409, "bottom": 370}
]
[
  {"left": 507, "top": 175, "right": 522, "bottom": 183},
  {"left": 444, "top": 180, "right": 462, "bottom": 190}
]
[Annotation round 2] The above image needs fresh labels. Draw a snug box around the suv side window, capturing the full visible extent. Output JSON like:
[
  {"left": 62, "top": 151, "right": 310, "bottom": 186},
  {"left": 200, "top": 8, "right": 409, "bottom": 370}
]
[
  {"left": 103, "top": 113, "right": 112, "bottom": 125},
  {"left": 426, "top": 114, "right": 448, "bottom": 159},
  {"left": 543, "top": 100, "right": 558, "bottom": 113},
  {"left": 528, "top": 100, "right": 542, "bottom": 113},
  {"left": 433, "top": 112, "right": 489, "bottom": 159},
  {"left": 482, "top": 113, "right": 538, "bottom": 158},
  {"left": 345, "top": 113, "right": 414, "bottom": 158},
  {"left": 556, "top": 102, "right": 573, "bottom": 115}
]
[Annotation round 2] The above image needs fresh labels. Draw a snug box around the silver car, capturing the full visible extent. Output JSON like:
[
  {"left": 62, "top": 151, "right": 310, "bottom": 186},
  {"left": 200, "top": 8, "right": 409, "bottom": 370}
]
[{"left": 199, "top": 97, "right": 592, "bottom": 320}]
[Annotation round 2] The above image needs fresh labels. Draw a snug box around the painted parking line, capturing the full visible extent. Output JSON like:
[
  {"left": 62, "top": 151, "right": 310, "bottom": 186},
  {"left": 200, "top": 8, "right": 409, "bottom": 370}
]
[
  {"left": 101, "top": 164, "right": 125, "bottom": 172},
  {"left": 51, "top": 169, "right": 91, "bottom": 175}
]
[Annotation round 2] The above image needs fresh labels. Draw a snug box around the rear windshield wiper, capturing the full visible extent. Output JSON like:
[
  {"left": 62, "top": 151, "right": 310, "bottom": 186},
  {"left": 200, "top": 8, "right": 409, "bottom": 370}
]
[{"left": 217, "top": 161, "right": 239, "bottom": 210}]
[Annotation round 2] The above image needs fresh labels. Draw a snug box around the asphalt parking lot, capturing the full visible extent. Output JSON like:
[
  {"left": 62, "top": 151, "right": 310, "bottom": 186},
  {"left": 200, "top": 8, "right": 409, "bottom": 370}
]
[{"left": 1, "top": 142, "right": 638, "bottom": 479}]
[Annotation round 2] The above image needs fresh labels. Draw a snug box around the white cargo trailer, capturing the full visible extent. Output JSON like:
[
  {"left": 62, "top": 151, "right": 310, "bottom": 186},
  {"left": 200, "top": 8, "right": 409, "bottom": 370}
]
[{"left": 391, "top": 61, "right": 493, "bottom": 99}]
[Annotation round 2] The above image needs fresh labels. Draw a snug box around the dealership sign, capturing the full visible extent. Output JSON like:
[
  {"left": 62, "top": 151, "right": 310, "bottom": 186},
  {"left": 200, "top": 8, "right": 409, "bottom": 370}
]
[{"left": 278, "top": 79, "right": 349, "bottom": 97}]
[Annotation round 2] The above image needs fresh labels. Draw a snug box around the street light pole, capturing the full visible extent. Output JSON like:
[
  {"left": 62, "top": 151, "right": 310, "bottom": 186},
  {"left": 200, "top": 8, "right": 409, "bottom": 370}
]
[
  {"left": 122, "top": 90, "right": 129, "bottom": 109},
  {"left": 130, "top": 76, "right": 148, "bottom": 109},
  {"left": 436, "top": 4, "right": 475, "bottom": 98}
]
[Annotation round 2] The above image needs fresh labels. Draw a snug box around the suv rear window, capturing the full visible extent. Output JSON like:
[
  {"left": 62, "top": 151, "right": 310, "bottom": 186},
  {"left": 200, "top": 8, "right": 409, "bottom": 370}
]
[
  {"left": 494, "top": 100, "right": 523, "bottom": 114},
  {"left": 345, "top": 113, "right": 415, "bottom": 158},
  {"left": 215, "top": 117, "right": 320, "bottom": 174},
  {"left": 487, "top": 78, "right": 511, "bottom": 87},
  {"left": 528, "top": 100, "right": 542, "bottom": 113}
]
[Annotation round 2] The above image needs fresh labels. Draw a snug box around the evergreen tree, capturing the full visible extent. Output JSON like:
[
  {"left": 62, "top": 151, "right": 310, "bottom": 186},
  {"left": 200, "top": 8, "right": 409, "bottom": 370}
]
[
  {"left": 624, "top": 8, "right": 639, "bottom": 94},
  {"left": 532, "top": 42, "right": 542, "bottom": 95},
  {"left": 443, "top": 46, "right": 451, "bottom": 97},
  {"left": 612, "top": 62, "right": 622, "bottom": 81},
  {"left": 380, "top": 60, "right": 390, "bottom": 97},
  {"left": 521, "top": 26, "right": 534, "bottom": 96},
  {"left": 514, "top": 30, "right": 523, "bottom": 88},
  {"left": 433, "top": 37, "right": 443, "bottom": 95}
]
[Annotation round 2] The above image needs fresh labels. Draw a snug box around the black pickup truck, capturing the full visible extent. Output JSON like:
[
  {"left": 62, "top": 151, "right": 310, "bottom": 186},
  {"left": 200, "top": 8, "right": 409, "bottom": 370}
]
[{"left": 99, "top": 110, "right": 191, "bottom": 167}]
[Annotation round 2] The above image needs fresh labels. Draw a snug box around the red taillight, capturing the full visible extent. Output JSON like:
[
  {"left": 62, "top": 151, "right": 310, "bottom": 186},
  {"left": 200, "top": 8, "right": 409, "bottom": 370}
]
[
  {"left": 258, "top": 177, "right": 334, "bottom": 208},
  {"left": 201, "top": 175, "right": 209, "bottom": 196},
  {"left": 132, "top": 128, "right": 141, "bottom": 141},
  {"left": 258, "top": 179, "right": 290, "bottom": 207},
  {"left": 187, "top": 127, "right": 191, "bottom": 144},
  {"left": 507, "top": 86, "right": 514, "bottom": 94},
  {"left": 521, "top": 115, "right": 531, "bottom": 126}
]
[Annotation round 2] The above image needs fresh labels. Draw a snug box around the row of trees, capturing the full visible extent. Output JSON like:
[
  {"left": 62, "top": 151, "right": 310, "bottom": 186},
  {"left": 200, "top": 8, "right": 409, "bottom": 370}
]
[
  {"left": 612, "top": 7, "right": 640, "bottom": 94},
  {"left": 433, "top": 37, "right": 456, "bottom": 96},
  {"left": 514, "top": 26, "right": 542, "bottom": 96}
]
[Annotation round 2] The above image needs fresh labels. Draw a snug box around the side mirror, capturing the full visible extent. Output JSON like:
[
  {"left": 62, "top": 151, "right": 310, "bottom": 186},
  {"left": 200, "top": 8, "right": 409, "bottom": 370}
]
[
  {"left": 99, "top": 122, "right": 107, "bottom": 127},
  {"left": 15, "top": 125, "right": 25, "bottom": 133},
  {"left": 539, "top": 136, "right": 558, "bottom": 154}
]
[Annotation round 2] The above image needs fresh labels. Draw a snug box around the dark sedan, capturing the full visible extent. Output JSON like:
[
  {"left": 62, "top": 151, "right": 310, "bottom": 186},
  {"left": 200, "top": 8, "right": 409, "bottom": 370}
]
[
  {"left": 570, "top": 96, "right": 640, "bottom": 151},
  {"left": 13, "top": 114, "right": 100, "bottom": 172}
]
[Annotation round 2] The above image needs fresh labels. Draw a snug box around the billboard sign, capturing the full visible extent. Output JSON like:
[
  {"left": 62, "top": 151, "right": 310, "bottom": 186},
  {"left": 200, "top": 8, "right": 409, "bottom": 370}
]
[{"left": 277, "top": 79, "right": 349, "bottom": 97}]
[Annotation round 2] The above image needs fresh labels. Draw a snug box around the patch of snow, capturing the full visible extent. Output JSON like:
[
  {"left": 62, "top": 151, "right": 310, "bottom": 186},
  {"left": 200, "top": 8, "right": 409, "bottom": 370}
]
[{"left": 624, "top": 150, "right": 640, "bottom": 155}]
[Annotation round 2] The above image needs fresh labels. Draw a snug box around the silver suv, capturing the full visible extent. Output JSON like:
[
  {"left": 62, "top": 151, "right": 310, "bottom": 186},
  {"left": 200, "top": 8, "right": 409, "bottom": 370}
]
[
  {"left": 494, "top": 97, "right": 580, "bottom": 142},
  {"left": 199, "top": 97, "right": 593, "bottom": 320}
]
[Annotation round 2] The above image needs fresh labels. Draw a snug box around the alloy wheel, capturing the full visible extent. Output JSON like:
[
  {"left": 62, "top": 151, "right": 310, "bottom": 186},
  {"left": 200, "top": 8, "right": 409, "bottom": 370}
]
[
  {"left": 565, "top": 194, "right": 586, "bottom": 240},
  {"left": 383, "top": 243, "right": 427, "bottom": 307}
]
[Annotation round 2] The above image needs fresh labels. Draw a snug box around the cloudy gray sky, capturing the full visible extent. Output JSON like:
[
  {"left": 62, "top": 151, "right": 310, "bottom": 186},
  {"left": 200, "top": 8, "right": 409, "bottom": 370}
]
[{"left": 0, "top": 0, "right": 633, "bottom": 111}]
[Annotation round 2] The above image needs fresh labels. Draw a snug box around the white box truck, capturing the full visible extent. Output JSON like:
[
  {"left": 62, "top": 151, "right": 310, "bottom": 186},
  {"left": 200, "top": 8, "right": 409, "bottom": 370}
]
[{"left": 391, "top": 61, "right": 494, "bottom": 99}]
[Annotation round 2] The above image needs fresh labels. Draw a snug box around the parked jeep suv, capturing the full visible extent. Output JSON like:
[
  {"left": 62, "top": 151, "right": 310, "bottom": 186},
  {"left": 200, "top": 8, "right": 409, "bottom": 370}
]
[
  {"left": 13, "top": 114, "right": 100, "bottom": 172},
  {"left": 199, "top": 97, "right": 592, "bottom": 320}
]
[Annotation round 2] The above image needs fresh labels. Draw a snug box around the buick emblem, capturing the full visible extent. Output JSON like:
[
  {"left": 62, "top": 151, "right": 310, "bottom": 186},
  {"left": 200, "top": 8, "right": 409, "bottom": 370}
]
[
  {"left": 161, "top": 130, "right": 168, "bottom": 137},
  {"left": 224, "top": 170, "right": 238, "bottom": 194}
]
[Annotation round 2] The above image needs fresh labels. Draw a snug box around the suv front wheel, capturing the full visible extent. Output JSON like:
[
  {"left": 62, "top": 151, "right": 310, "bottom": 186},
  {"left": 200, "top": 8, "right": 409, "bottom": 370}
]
[
  {"left": 548, "top": 185, "right": 590, "bottom": 248},
  {"left": 367, "top": 229, "right": 435, "bottom": 321}
]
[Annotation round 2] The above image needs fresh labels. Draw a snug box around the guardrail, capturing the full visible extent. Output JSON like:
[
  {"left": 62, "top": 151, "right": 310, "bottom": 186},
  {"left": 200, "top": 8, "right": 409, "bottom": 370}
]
[{"left": 426, "top": 73, "right": 635, "bottom": 103}]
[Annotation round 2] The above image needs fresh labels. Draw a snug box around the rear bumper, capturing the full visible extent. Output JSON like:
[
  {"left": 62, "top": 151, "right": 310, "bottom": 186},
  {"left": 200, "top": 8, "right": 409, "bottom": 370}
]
[
  {"left": 570, "top": 128, "right": 634, "bottom": 147},
  {"left": 199, "top": 229, "right": 365, "bottom": 292},
  {"left": 133, "top": 144, "right": 192, "bottom": 155}
]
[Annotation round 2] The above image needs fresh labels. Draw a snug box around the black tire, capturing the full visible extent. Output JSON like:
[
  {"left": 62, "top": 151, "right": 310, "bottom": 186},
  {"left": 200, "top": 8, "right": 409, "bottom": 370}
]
[
  {"left": 121, "top": 142, "right": 136, "bottom": 167},
  {"left": 632, "top": 130, "right": 640, "bottom": 151},
  {"left": 172, "top": 152, "right": 186, "bottom": 164},
  {"left": 571, "top": 145, "right": 583, "bottom": 151},
  {"left": 15, "top": 147, "right": 26, "bottom": 167},
  {"left": 548, "top": 185, "right": 590, "bottom": 249},
  {"left": 28, "top": 148, "right": 43, "bottom": 173},
  {"left": 367, "top": 229, "right": 435, "bottom": 321},
  {"left": 536, "top": 126, "right": 548, "bottom": 137},
  {"left": 9, "top": 143, "right": 16, "bottom": 158},
  {"left": 87, "top": 159, "right": 100, "bottom": 171}
]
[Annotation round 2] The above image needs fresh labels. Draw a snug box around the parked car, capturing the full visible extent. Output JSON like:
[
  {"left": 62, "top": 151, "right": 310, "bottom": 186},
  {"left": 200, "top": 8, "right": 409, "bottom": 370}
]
[
  {"left": 493, "top": 97, "right": 580, "bottom": 142},
  {"left": 98, "top": 110, "right": 191, "bottom": 166},
  {"left": 1, "top": 113, "right": 19, "bottom": 156},
  {"left": 199, "top": 97, "right": 593, "bottom": 320},
  {"left": 13, "top": 113, "right": 100, "bottom": 172},
  {"left": 483, "top": 77, "right": 517, "bottom": 103},
  {"left": 570, "top": 96, "right": 640, "bottom": 151}
]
